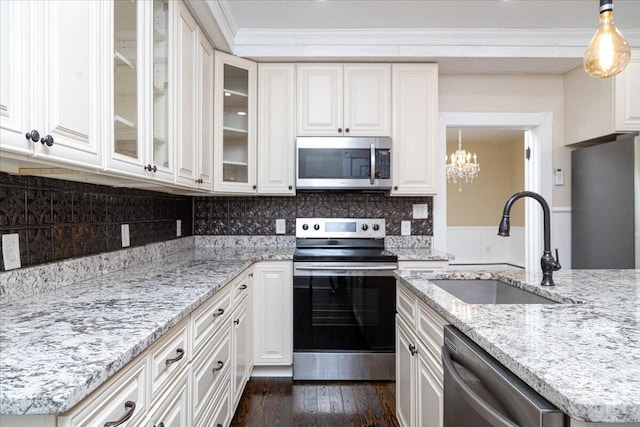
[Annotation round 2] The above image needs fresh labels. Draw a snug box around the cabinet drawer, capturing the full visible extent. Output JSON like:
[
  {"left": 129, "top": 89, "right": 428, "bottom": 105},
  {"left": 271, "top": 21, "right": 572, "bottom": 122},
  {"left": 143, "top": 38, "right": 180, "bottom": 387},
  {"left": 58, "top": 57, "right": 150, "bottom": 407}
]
[
  {"left": 191, "top": 321, "right": 232, "bottom": 426},
  {"left": 232, "top": 270, "right": 251, "bottom": 303},
  {"left": 397, "top": 282, "right": 416, "bottom": 326},
  {"left": 57, "top": 358, "right": 147, "bottom": 427},
  {"left": 196, "top": 371, "right": 231, "bottom": 427},
  {"left": 148, "top": 320, "right": 190, "bottom": 404},
  {"left": 145, "top": 374, "right": 189, "bottom": 427},
  {"left": 191, "top": 285, "right": 232, "bottom": 356}
]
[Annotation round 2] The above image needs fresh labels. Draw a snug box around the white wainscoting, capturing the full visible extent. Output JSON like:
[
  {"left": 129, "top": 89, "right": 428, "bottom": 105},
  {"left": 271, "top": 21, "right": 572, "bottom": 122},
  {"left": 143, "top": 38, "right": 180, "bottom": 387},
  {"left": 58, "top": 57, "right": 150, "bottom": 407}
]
[
  {"left": 552, "top": 207, "right": 572, "bottom": 270},
  {"left": 447, "top": 226, "right": 525, "bottom": 267}
]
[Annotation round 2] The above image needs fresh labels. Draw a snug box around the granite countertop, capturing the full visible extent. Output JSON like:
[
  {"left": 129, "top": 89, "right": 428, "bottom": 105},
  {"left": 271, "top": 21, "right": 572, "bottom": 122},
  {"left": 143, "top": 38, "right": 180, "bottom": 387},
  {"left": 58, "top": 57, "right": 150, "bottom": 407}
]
[
  {"left": 388, "top": 247, "right": 454, "bottom": 261},
  {"left": 0, "top": 246, "right": 294, "bottom": 416},
  {"left": 395, "top": 269, "right": 640, "bottom": 423}
]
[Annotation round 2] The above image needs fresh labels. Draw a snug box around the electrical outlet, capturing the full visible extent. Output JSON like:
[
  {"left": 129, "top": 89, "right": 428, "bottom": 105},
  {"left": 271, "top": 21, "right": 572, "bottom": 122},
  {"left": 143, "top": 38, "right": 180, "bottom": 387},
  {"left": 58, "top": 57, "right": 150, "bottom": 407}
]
[
  {"left": 401, "top": 221, "right": 411, "bottom": 236},
  {"left": 121, "top": 224, "right": 130, "bottom": 247},
  {"left": 2, "top": 233, "right": 21, "bottom": 270},
  {"left": 275, "top": 219, "right": 286, "bottom": 234},
  {"left": 176, "top": 220, "right": 182, "bottom": 237},
  {"left": 413, "top": 204, "right": 429, "bottom": 219}
]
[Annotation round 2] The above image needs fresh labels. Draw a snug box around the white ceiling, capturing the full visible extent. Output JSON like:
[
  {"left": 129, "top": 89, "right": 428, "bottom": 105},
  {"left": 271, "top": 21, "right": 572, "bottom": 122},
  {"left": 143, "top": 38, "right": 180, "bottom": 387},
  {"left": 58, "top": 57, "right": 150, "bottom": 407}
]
[{"left": 191, "top": 0, "right": 640, "bottom": 75}]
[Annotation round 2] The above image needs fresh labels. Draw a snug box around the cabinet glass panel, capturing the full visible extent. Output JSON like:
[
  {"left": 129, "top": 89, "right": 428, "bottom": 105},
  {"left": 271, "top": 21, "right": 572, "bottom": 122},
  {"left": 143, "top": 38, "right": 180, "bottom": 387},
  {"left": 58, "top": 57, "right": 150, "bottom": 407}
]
[
  {"left": 153, "top": 0, "right": 169, "bottom": 169},
  {"left": 113, "top": 0, "right": 138, "bottom": 159},
  {"left": 222, "top": 64, "right": 249, "bottom": 183}
]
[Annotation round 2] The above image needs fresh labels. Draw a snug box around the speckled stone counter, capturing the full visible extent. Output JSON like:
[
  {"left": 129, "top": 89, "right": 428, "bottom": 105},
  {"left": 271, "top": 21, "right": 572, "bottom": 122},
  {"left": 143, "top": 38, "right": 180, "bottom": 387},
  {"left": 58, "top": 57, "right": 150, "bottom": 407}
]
[
  {"left": 395, "top": 269, "right": 640, "bottom": 423},
  {"left": 0, "top": 245, "right": 294, "bottom": 416},
  {"left": 388, "top": 247, "right": 454, "bottom": 261}
]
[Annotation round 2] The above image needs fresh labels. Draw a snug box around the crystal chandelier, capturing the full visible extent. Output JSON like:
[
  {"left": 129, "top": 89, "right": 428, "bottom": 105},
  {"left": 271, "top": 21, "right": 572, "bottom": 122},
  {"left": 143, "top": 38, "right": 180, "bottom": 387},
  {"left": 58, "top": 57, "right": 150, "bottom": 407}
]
[{"left": 446, "top": 130, "right": 480, "bottom": 192}]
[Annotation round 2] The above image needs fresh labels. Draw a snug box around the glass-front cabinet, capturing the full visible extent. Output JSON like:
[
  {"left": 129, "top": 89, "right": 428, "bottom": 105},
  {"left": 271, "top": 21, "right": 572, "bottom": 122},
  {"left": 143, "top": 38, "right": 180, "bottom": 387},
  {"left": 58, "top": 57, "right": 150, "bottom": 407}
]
[
  {"left": 214, "top": 51, "right": 257, "bottom": 193},
  {"left": 106, "top": 0, "right": 173, "bottom": 183}
]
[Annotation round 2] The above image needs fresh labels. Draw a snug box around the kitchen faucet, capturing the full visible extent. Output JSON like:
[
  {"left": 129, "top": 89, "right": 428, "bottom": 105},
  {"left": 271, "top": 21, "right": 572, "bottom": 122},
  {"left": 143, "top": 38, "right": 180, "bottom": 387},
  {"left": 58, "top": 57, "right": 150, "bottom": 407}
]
[{"left": 498, "top": 191, "right": 561, "bottom": 286}]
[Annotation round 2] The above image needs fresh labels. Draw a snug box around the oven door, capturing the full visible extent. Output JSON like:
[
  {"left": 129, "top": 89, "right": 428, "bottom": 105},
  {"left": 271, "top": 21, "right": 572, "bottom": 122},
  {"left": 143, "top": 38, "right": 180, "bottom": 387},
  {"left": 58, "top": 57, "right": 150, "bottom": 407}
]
[{"left": 292, "top": 262, "right": 397, "bottom": 380}]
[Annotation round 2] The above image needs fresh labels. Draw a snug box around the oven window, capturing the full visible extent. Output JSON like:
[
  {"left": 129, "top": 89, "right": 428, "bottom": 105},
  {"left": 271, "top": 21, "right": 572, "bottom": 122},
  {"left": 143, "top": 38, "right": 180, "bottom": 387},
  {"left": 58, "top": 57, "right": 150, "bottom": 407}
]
[
  {"left": 293, "top": 275, "right": 396, "bottom": 352},
  {"left": 298, "top": 148, "right": 371, "bottom": 179}
]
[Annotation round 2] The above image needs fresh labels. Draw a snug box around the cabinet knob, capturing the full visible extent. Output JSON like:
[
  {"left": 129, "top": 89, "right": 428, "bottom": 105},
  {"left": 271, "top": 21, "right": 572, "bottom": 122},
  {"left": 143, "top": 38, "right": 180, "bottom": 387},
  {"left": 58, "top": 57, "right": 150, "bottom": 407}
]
[
  {"left": 345, "top": 128, "right": 350, "bottom": 133},
  {"left": 408, "top": 343, "right": 417, "bottom": 356},
  {"left": 338, "top": 128, "right": 343, "bottom": 133},
  {"left": 234, "top": 319, "right": 240, "bottom": 325},
  {"left": 25, "top": 130, "right": 40, "bottom": 142},
  {"left": 252, "top": 185, "right": 257, "bottom": 190},
  {"left": 195, "top": 178, "right": 203, "bottom": 184},
  {"left": 145, "top": 164, "right": 157, "bottom": 173},
  {"left": 40, "top": 135, "right": 54, "bottom": 147},
  {"left": 288, "top": 185, "right": 293, "bottom": 190},
  {"left": 394, "top": 186, "right": 398, "bottom": 191}
]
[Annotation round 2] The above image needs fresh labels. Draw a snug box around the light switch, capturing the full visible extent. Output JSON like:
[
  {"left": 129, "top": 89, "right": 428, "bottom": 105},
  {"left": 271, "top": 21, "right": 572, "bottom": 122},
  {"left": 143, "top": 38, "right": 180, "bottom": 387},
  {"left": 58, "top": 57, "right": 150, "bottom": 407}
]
[
  {"left": 176, "top": 220, "right": 182, "bottom": 237},
  {"left": 276, "top": 219, "right": 286, "bottom": 234},
  {"left": 121, "top": 224, "right": 130, "bottom": 247},
  {"left": 401, "top": 221, "right": 411, "bottom": 236}
]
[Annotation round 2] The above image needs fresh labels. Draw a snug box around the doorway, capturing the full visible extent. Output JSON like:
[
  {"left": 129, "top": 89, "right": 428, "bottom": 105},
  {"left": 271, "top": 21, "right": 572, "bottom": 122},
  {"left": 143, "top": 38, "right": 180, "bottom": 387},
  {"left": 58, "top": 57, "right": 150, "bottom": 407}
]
[{"left": 435, "top": 112, "right": 553, "bottom": 272}]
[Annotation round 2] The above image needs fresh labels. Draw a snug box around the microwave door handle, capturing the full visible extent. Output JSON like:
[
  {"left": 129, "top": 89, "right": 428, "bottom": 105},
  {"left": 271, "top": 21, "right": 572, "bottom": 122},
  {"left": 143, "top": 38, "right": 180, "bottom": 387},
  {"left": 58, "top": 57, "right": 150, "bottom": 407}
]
[
  {"left": 441, "top": 346, "right": 518, "bottom": 427},
  {"left": 370, "top": 143, "right": 375, "bottom": 185}
]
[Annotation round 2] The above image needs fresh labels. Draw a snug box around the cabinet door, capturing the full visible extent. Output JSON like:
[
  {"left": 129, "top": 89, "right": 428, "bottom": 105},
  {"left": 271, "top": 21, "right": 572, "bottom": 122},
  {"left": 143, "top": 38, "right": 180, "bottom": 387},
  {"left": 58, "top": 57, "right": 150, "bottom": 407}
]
[
  {"left": 416, "top": 351, "right": 444, "bottom": 427},
  {"left": 257, "top": 64, "right": 296, "bottom": 195},
  {"left": 232, "top": 297, "right": 250, "bottom": 409},
  {"left": 396, "top": 316, "right": 416, "bottom": 427},
  {"left": 33, "top": 0, "right": 104, "bottom": 169},
  {"left": 296, "top": 64, "right": 343, "bottom": 136},
  {"left": 615, "top": 55, "right": 640, "bottom": 131},
  {"left": 175, "top": 1, "right": 198, "bottom": 186},
  {"left": 145, "top": 375, "right": 190, "bottom": 427},
  {"left": 344, "top": 64, "right": 390, "bottom": 136},
  {"left": 196, "top": 32, "right": 214, "bottom": 190},
  {"left": 214, "top": 51, "right": 257, "bottom": 193},
  {"left": 391, "top": 64, "right": 439, "bottom": 196},
  {"left": 0, "top": 0, "right": 33, "bottom": 157},
  {"left": 253, "top": 262, "right": 293, "bottom": 365}
]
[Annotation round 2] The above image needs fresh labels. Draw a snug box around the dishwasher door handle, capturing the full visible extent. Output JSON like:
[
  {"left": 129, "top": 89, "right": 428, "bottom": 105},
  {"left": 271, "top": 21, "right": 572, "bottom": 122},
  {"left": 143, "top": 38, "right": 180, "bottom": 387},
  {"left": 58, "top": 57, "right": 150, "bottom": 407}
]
[{"left": 442, "top": 346, "right": 518, "bottom": 427}]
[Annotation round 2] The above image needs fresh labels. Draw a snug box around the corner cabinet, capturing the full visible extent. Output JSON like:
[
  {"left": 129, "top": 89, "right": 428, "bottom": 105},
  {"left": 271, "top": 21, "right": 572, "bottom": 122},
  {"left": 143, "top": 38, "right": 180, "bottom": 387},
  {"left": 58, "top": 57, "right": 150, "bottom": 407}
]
[
  {"left": 296, "top": 64, "right": 391, "bottom": 137},
  {"left": 564, "top": 53, "right": 640, "bottom": 145},
  {"left": 105, "top": 0, "right": 174, "bottom": 183},
  {"left": 0, "top": 0, "right": 105, "bottom": 170},
  {"left": 391, "top": 64, "right": 439, "bottom": 196},
  {"left": 214, "top": 52, "right": 258, "bottom": 194},
  {"left": 257, "top": 64, "right": 297, "bottom": 195}
]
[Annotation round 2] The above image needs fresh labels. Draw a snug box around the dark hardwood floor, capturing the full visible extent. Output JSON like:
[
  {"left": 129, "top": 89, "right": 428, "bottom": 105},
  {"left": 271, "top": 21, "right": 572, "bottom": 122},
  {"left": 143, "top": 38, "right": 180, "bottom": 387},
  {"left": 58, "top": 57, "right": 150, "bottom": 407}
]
[{"left": 231, "top": 378, "right": 400, "bottom": 427}]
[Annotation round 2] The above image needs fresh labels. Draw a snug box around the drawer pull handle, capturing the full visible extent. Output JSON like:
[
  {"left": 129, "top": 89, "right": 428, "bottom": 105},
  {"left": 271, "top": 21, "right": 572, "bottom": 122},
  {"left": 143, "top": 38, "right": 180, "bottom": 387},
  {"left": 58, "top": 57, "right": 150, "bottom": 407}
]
[
  {"left": 104, "top": 401, "right": 136, "bottom": 426},
  {"left": 408, "top": 343, "right": 417, "bottom": 356},
  {"left": 213, "top": 308, "right": 225, "bottom": 318},
  {"left": 212, "top": 360, "right": 224, "bottom": 373},
  {"left": 165, "top": 348, "right": 185, "bottom": 365},
  {"left": 239, "top": 284, "right": 248, "bottom": 290},
  {"left": 154, "top": 423, "right": 164, "bottom": 427}
]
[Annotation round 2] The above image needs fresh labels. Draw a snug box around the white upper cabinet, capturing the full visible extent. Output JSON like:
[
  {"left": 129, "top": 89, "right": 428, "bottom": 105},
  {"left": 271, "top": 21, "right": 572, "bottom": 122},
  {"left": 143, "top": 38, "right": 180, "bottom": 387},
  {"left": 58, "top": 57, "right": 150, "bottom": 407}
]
[
  {"left": 257, "top": 63, "right": 296, "bottom": 195},
  {"left": 195, "top": 30, "right": 215, "bottom": 191},
  {"left": 564, "top": 53, "right": 640, "bottom": 145},
  {"left": 391, "top": 64, "right": 439, "bottom": 196},
  {"left": 297, "top": 64, "right": 390, "bottom": 137},
  {"left": 214, "top": 51, "right": 257, "bottom": 194},
  {"left": 105, "top": 0, "right": 174, "bottom": 183},
  {"left": 0, "top": 0, "right": 105, "bottom": 170}
]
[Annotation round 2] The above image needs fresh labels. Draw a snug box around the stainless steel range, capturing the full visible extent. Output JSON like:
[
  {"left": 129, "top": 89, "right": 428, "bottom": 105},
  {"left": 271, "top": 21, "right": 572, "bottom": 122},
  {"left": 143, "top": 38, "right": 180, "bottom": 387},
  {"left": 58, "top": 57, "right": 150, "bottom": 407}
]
[{"left": 293, "top": 218, "right": 398, "bottom": 381}]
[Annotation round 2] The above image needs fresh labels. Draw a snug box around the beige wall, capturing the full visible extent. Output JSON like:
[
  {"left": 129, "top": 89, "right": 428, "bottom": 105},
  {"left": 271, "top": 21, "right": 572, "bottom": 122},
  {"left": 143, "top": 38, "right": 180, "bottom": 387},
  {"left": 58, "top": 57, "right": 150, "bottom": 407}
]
[
  {"left": 439, "top": 75, "right": 570, "bottom": 207},
  {"left": 447, "top": 137, "right": 525, "bottom": 226}
]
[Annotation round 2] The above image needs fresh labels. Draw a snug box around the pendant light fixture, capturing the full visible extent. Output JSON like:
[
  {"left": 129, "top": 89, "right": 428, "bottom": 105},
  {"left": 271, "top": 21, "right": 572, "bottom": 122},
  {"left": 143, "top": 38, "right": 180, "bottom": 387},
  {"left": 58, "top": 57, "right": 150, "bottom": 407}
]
[{"left": 583, "top": 0, "right": 631, "bottom": 78}]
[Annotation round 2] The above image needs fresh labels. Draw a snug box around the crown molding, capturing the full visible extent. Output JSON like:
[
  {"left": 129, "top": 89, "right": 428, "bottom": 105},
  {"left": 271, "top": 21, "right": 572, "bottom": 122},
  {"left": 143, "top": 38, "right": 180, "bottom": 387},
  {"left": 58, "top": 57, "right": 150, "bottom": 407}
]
[{"left": 231, "top": 28, "right": 640, "bottom": 61}]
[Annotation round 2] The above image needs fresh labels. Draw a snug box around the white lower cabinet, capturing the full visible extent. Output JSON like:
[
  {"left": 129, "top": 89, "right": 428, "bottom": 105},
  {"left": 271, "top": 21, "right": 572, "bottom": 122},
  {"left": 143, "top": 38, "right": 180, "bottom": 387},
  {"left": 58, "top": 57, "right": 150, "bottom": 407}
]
[
  {"left": 144, "top": 374, "right": 190, "bottom": 427},
  {"left": 396, "top": 282, "right": 448, "bottom": 427},
  {"left": 252, "top": 261, "right": 293, "bottom": 368},
  {"left": 231, "top": 294, "right": 251, "bottom": 410}
]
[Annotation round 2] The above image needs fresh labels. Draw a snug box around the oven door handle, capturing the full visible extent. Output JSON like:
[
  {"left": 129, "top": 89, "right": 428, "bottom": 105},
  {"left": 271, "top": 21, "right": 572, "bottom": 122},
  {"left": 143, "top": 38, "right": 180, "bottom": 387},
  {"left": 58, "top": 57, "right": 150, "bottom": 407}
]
[
  {"left": 295, "top": 266, "right": 397, "bottom": 271},
  {"left": 442, "top": 346, "right": 518, "bottom": 427},
  {"left": 370, "top": 143, "right": 375, "bottom": 185}
]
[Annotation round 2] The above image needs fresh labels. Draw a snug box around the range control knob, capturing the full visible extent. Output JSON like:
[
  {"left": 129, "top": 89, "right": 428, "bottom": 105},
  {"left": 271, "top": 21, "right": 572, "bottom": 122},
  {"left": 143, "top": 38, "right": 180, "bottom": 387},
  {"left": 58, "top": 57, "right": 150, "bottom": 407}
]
[
  {"left": 302, "top": 224, "right": 309, "bottom": 231},
  {"left": 372, "top": 224, "right": 380, "bottom": 231},
  {"left": 361, "top": 224, "right": 369, "bottom": 231},
  {"left": 313, "top": 224, "right": 320, "bottom": 231}
]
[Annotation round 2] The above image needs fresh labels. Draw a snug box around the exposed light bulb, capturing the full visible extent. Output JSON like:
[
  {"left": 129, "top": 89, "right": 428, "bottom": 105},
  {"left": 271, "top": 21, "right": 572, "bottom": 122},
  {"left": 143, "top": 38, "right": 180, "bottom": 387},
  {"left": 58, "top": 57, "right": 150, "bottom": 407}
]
[{"left": 583, "top": 0, "right": 631, "bottom": 79}]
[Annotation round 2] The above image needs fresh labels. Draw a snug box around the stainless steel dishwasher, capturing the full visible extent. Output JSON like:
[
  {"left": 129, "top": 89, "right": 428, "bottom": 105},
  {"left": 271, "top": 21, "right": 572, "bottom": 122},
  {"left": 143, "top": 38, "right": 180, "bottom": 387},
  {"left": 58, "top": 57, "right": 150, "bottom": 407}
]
[{"left": 442, "top": 326, "right": 566, "bottom": 427}]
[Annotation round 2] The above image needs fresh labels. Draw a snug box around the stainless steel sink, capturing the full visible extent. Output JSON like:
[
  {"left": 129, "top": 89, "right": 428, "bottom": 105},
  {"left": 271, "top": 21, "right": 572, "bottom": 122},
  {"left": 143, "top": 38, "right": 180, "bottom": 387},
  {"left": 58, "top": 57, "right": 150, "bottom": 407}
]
[{"left": 429, "top": 279, "right": 558, "bottom": 304}]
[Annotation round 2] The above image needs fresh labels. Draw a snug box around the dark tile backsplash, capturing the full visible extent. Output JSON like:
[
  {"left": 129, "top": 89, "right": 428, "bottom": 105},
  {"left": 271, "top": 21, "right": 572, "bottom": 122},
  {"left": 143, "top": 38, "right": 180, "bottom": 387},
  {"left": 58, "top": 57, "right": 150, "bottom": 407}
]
[
  {"left": 193, "top": 192, "right": 433, "bottom": 237},
  {"left": 0, "top": 172, "right": 192, "bottom": 271}
]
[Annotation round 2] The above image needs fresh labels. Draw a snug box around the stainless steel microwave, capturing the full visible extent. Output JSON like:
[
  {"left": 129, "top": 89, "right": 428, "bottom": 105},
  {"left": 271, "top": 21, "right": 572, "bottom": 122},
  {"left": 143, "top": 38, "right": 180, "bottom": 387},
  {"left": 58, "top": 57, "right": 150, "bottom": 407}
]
[{"left": 296, "top": 137, "right": 392, "bottom": 190}]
